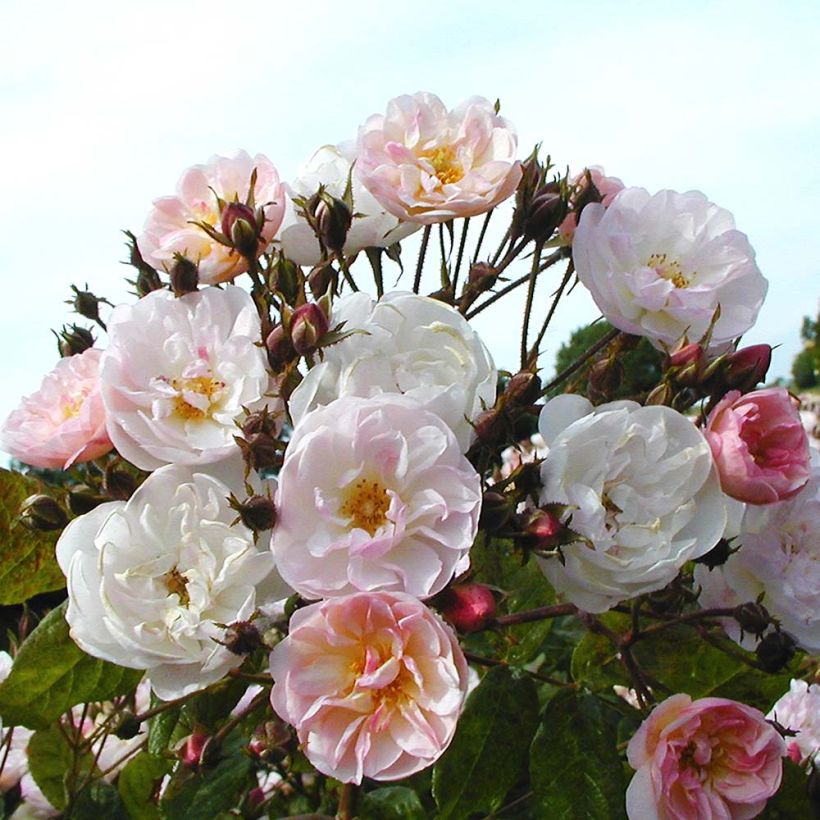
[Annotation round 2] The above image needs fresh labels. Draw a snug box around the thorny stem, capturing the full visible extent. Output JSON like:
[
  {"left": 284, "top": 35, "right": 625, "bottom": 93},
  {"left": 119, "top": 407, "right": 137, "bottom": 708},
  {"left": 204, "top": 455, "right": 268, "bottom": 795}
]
[
  {"left": 0, "top": 728, "right": 14, "bottom": 785},
  {"left": 96, "top": 738, "right": 148, "bottom": 781},
  {"left": 539, "top": 326, "right": 621, "bottom": 396},
  {"left": 203, "top": 687, "right": 269, "bottom": 762},
  {"left": 336, "top": 254, "right": 359, "bottom": 293},
  {"left": 452, "top": 217, "right": 470, "bottom": 294},
  {"left": 490, "top": 225, "right": 512, "bottom": 266},
  {"left": 491, "top": 603, "right": 577, "bottom": 627},
  {"left": 463, "top": 652, "right": 571, "bottom": 688},
  {"left": 488, "top": 790, "right": 534, "bottom": 818},
  {"left": 520, "top": 242, "right": 544, "bottom": 369},
  {"left": 132, "top": 686, "right": 203, "bottom": 724},
  {"left": 529, "top": 260, "right": 574, "bottom": 362},
  {"left": 438, "top": 223, "right": 451, "bottom": 289},
  {"left": 471, "top": 209, "right": 493, "bottom": 265},
  {"left": 413, "top": 225, "right": 432, "bottom": 293}
]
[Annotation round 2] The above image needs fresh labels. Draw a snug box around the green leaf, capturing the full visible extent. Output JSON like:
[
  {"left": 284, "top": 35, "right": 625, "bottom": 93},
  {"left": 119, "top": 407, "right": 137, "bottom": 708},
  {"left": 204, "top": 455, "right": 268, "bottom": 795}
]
[
  {"left": 27, "top": 722, "right": 98, "bottom": 811},
  {"left": 159, "top": 734, "right": 253, "bottom": 820},
  {"left": 73, "top": 780, "right": 129, "bottom": 820},
  {"left": 571, "top": 614, "right": 793, "bottom": 712},
  {"left": 0, "top": 469, "right": 65, "bottom": 604},
  {"left": 530, "top": 689, "right": 627, "bottom": 819},
  {"left": 359, "top": 786, "right": 426, "bottom": 820},
  {"left": 432, "top": 665, "right": 539, "bottom": 819},
  {"left": 118, "top": 753, "right": 173, "bottom": 820},
  {"left": 0, "top": 601, "right": 143, "bottom": 729},
  {"left": 147, "top": 703, "right": 184, "bottom": 758},
  {"left": 760, "top": 759, "right": 814, "bottom": 819}
]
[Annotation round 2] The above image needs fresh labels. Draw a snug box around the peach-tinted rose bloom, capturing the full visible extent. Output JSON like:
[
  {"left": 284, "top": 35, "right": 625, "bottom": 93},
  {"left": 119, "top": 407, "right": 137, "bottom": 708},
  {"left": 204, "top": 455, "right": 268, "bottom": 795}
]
[
  {"left": 627, "top": 694, "right": 785, "bottom": 820},
  {"left": 1, "top": 348, "right": 112, "bottom": 469},
  {"left": 705, "top": 388, "right": 811, "bottom": 505},
  {"left": 356, "top": 92, "right": 521, "bottom": 224},
  {"left": 270, "top": 591, "right": 470, "bottom": 784},
  {"left": 137, "top": 151, "right": 285, "bottom": 284}
]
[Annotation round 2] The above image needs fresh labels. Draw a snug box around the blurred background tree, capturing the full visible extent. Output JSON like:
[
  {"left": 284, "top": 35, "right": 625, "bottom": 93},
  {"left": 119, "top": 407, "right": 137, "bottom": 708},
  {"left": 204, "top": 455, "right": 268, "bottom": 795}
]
[{"left": 792, "top": 313, "right": 819, "bottom": 390}]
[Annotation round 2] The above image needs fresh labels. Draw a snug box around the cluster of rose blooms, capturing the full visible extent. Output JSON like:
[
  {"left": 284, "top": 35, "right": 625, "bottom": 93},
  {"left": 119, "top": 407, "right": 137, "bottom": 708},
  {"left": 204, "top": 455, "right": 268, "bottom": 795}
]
[{"left": 0, "top": 91, "right": 818, "bottom": 818}]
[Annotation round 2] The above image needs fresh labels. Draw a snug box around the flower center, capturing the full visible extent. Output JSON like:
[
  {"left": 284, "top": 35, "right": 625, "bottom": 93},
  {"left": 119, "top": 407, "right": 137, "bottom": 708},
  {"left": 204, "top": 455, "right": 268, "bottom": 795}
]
[
  {"left": 60, "top": 394, "right": 86, "bottom": 421},
  {"left": 340, "top": 478, "right": 390, "bottom": 536},
  {"left": 170, "top": 376, "right": 224, "bottom": 421},
  {"left": 647, "top": 252, "right": 690, "bottom": 288},
  {"left": 422, "top": 145, "right": 464, "bottom": 185},
  {"left": 164, "top": 567, "right": 190, "bottom": 607}
]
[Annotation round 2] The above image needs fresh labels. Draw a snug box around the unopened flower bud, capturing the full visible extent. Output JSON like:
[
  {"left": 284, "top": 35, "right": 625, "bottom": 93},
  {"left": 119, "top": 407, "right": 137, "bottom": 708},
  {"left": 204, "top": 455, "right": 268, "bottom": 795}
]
[
  {"left": 103, "top": 467, "right": 137, "bottom": 501},
  {"left": 724, "top": 344, "right": 773, "bottom": 392},
  {"left": 220, "top": 201, "right": 259, "bottom": 257},
  {"left": 587, "top": 358, "right": 623, "bottom": 401},
  {"left": 241, "top": 407, "right": 280, "bottom": 439},
  {"left": 756, "top": 631, "right": 796, "bottom": 673},
  {"left": 18, "top": 494, "right": 68, "bottom": 532},
  {"left": 237, "top": 432, "right": 280, "bottom": 473},
  {"left": 472, "top": 408, "right": 504, "bottom": 445},
  {"left": 667, "top": 342, "right": 706, "bottom": 388},
  {"left": 307, "top": 192, "right": 352, "bottom": 255},
  {"left": 290, "top": 303, "right": 329, "bottom": 356},
  {"left": 179, "top": 729, "right": 210, "bottom": 769},
  {"left": 67, "top": 484, "right": 108, "bottom": 516},
  {"left": 308, "top": 263, "right": 334, "bottom": 300},
  {"left": 233, "top": 494, "right": 277, "bottom": 532},
  {"left": 223, "top": 619, "right": 264, "bottom": 655},
  {"left": 440, "top": 583, "right": 496, "bottom": 633},
  {"left": 693, "top": 538, "right": 734, "bottom": 569},
  {"left": 523, "top": 188, "right": 565, "bottom": 243},
  {"left": 169, "top": 255, "right": 199, "bottom": 297},
  {"left": 468, "top": 262, "right": 498, "bottom": 293},
  {"left": 248, "top": 720, "right": 290, "bottom": 762},
  {"left": 504, "top": 371, "right": 541, "bottom": 406},
  {"left": 645, "top": 382, "right": 674, "bottom": 406},
  {"left": 668, "top": 342, "right": 704, "bottom": 370},
  {"left": 479, "top": 491, "right": 512, "bottom": 532},
  {"left": 68, "top": 285, "right": 109, "bottom": 325},
  {"left": 525, "top": 508, "right": 564, "bottom": 549},
  {"left": 113, "top": 711, "right": 142, "bottom": 740},
  {"left": 265, "top": 324, "right": 295, "bottom": 370},
  {"left": 733, "top": 601, "right": 771, "bottom": 637},
  {"left": 55, "top": 324, "right": 95, "bottom": 357}
]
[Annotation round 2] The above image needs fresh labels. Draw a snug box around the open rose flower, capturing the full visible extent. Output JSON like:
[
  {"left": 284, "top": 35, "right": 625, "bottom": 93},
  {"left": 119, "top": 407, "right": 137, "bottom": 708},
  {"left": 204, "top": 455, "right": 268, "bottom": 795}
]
[
  {"left": 277, "top": 144, "right": 419, "bottom": 266},
  {"left": 100, "top": 286, "right": 273, "bottom": 471},
  {"left": 627, "top": 694, "right": 785, "bottom": 819},
  {"left": 270, "top": 591, "right": 470, "bottom": 783},
  {"left": 56, "top": 464, "right": 289, "bottom": 700},
  {"left": 573, "top": 188, "right": 768, "bottom": 350},
  {"left": 137, "top": 151, "right": 285, "bottom": 284},
  {"left": 537, "top": 395, "right": 726, "bottom": 612},
  {"left": 274, "top": 394, "right": 481, "bottom": 600},
  {"left": 1, "top": 348, "right": 112, "bottom": 469},
  {"left": 767, "top": 679, "right": 820, "bottom": 766},
  {"left": 705, "top": 387, "right": 810, "bottom": 505},
  {"left": 695, "top": 453, "right": 820, "bottom": 653},
  {"left": 288, "top": 291, "right": 496, "bottom": 451},
  {"left": 356, "top": 92, "right": 521, "bottom": 224},
  {"left": 557, "top": 166, "right": 624, "bottom": 244}
]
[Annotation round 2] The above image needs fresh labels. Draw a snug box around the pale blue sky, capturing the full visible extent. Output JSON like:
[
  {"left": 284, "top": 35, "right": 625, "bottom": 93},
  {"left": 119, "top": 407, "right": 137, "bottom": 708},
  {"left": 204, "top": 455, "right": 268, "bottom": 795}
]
[{"left": 2, "top": 0, "right": 819, "bottom": 460}]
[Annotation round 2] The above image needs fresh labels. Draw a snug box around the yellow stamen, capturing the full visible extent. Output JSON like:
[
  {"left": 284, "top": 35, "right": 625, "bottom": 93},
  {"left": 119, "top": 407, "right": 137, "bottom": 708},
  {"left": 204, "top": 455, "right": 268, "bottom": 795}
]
[
  {"left": 339, "top": 478, "right": 390, "bottom": 535},
  {"left": 170, "top": 376, "right": 223, "bottom": 421},
  {"left": 421, "top": 145, "right": 464, "bottom": 185},
  {"left": 647, "top": 252, "right": 690, "bottom": 288},
  {"left": 164, "top": 567, "right": 190, "bottom": 607}
]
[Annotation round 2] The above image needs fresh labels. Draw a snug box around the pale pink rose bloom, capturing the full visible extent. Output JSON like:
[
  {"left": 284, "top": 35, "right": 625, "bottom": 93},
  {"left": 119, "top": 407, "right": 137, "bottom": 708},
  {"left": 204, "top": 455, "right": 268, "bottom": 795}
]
[
  {"left": 100, "top": 287, "right": 273, "bottom": 471},
  {"left": 705, "top": 388, "right": 811, "bottom": 505},
  {"left": 270, "top": 591, "right": 470, "bottom": 784},
  {"left": 356, "top": 92, "right": 522, "bottom": 224},
  {"left": 274, "top": 394, "right": 481, "bottom": 600},
  {"left": 573, "top": 188, "right": 768, "bottom": 351},
  {"left": 627, "top": 694, "right": 785, "bottom": 820},
  {"left": 0, "top": 348, "right": 112, "bottom": 469},
  {"left": 767, "top": 679, "right": 820, "bottom": 766},
  {"left": 137, "top": 151, "right": 285, "bottom": 285},
  {"left": 557, "top": 166, "right": 625, "bottom": 244}
]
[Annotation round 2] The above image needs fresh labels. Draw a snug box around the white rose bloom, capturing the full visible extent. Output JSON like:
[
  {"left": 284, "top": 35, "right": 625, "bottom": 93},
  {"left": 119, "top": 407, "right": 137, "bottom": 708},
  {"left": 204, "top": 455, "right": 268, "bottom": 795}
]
[
  {"left": 288, "top": 291, "right": 496, "bottom": 451},
  {"left": 273, "top": 394, "right": 481, "bottom": 600},
  {"left": 0, "top": 652, "right": 32, "bottom": 794},
  {"left": 56, "top": 464, "right": 290, "bottom": 700},
  {"left": 537, "top": 395, "right": 726, "bottom": 612},
  {"left": 767, "top": 679, "right": 820, "bottom": 766},
  {"left": 573, "top": 188, "right": 768, "bottom": 350},
  {"left": 100, "top": 287, "right": 274, "bottom": 471},
  {"left": 695, "top": 454, "right": 820, "bottom": 653},
  {"left": 277, "top": 144, "right": 419, "bottom": 266}
]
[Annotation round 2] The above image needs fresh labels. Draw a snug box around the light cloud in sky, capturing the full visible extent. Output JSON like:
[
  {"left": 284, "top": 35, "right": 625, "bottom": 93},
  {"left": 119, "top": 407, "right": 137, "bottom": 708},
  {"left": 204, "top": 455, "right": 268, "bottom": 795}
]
[{"left": 1, "top": 0, "right": 818, "bottom": 460}]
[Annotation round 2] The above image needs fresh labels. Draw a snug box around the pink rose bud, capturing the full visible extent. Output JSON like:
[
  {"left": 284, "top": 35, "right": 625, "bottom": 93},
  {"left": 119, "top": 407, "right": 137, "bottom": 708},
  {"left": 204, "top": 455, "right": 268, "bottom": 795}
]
[
  {"left": 525, "top": 508, "right": 564, "bottom": 548},
  {"left": 290, "top": 303, "right": 329, "bottom": 356},
  {"left": 668, "top": 341, "right": 704, "bottom": 369},
  {"left": 705, "top": 387, "right": 811, "bottom": 504},
  {"left": 220, "top": 201, "right": 260, "bottom": 258},
  {"left": 724, "top": 344, "right": 773, "bottom": 391},
  {"left": 265, "top": 323, "right": 295, "bottom": 370},
  {"left": 626, "top": 694, "right": 785, "bottom": 820},
  {"left": 440, "top": 583, "right": 496, "bottom": 632},
  {"left": 179, "top": 730, "right": 210, "bottom": 768}
]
